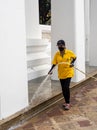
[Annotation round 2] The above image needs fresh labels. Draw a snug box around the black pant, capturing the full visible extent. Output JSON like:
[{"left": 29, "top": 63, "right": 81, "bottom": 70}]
[{"left": 60, "top": 78, "right": 71, "bottom": 104}]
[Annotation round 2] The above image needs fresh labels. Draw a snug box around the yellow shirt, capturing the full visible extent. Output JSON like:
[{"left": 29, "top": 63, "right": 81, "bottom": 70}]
[{"left": 52, "top": 49, "right": 76, "bottom": 79}]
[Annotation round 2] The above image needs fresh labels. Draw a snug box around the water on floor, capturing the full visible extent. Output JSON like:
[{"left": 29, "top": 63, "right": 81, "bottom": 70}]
[{"left": 28, "top": 64, "right": 97, "bottom": 107}]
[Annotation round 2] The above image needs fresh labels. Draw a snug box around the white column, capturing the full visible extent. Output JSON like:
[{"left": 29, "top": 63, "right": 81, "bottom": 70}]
[
  {"left": 89, "top": 0, "right": 97, "bottom": 66},
  {"left": 25, "top": 0, "right": 41, "bottom": 39},
  {"left": 51, "top": 0, "right": 85, "bottom": 82},
  {"left": 0, "top": 0, "right": 28, "bottom": 119},
  {"left": 85, "top": 0, "right": 90, "bottom": 63}
]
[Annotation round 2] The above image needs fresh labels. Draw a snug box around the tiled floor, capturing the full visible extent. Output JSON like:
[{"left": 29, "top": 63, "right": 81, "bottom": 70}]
[{"left": 14, "top": 75, "right": 97, "bottom": 130}]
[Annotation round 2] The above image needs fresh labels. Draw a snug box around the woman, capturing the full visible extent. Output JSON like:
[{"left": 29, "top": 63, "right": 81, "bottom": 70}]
[{"left": 48, "top": 40, "right": 76, "bottom": 110}]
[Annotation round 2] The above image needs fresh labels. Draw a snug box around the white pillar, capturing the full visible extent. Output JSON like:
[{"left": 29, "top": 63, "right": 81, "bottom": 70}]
[
  {"left": 25, "top": 0, "right": 41, "bottom": 39},
  {"left": 0, "top": 0, "right": 28, "bottom": 119},
  {"left": 51, "top": 0, "right": 85, "bottom": 82},
  {"left": 89, "top": 0, "right": 97, "bottom": 66},
  {"left": 85, "top": 0, "right": 90, "bottom": 63}
]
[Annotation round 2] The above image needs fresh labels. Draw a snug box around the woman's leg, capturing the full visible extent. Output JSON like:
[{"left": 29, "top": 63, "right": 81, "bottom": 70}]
[{"left": 60, "top": 78, "right": 71, "bottom": 104}]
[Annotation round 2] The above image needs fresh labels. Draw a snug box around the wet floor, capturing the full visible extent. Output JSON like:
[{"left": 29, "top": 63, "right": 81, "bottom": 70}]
[
  {"left": 28, "top": 65, "right": 97, "bottom": 107},
  {"left": 15, "top": 75, "right": 97, "bottom": 130}
]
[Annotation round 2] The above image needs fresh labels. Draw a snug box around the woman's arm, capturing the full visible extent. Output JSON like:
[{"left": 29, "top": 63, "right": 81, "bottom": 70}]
[{"left": 48, "top": 64, "right": 56, "bottom": 74}]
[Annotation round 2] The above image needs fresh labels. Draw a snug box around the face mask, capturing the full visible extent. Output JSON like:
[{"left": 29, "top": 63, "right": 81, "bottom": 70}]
[{"left": 58, "top": 47, "right": 64, "bottom": 51}]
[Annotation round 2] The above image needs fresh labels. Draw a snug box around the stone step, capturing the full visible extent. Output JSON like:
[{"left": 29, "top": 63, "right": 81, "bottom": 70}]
[
  {"left": 27, "top": 39, "right": 50, "bottom": 53},
  {"left": 27, "top": 38, "right": 49, "bottom": 45},
  {"left": 27, "top": 52, "right": 51, "bottom": 68},
  {"left": 26, "top": 38, "right": 51, "bottom": 79},
  {"left": 27, "top": 52, "right": 50, "bottom": 61},
  {"left": 27, "top": 64, "right": 51, "bottom": 80}
]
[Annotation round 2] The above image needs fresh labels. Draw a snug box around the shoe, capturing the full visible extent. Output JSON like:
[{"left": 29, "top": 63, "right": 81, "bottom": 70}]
[
  {"left": 62, "top": 103, "right": 66, "bottom": 107},
  {"left": 64, "top": 104, "right": 70, "bottom": 110}
]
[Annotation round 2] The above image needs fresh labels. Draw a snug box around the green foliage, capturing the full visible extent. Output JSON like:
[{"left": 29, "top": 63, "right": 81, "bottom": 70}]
[{"left": 39, "top": 0, "right": 51, "bottom": 25}]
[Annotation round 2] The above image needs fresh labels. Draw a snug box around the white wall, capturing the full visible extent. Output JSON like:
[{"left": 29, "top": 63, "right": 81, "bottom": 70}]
[
  {"left": 51, "top": 0, "right": 75, "bottom": 50},
  {"left": 0, "top": 0, "right": 28, "bottom": 119},
  {"left": 51, "top": 0, "right": 75, "bottom": 80},
  {"left": 74, "top": 0, "right": 85, "bottom": 82},
  {"left": 25, "top": 0, "right": 41, "bottom": 39},
  {"left": 51, "top": 0, "right": 85, "bottom": 82},
  {"left": 89, "top": 0, "right": 97, "bottom": 66}
]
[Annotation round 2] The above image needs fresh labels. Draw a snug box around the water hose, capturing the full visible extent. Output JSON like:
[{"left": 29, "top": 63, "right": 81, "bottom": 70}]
[{"left": 58, "top": 62, "right": 97, "bottom": 81}]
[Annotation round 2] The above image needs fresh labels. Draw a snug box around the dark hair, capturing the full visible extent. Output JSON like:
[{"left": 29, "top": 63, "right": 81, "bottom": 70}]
[{"left": 57, "top": 40, "right": 65, "bottom": 46}]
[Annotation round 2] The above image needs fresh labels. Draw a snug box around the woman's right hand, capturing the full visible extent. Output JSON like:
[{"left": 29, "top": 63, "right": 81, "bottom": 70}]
[{"left": 48, "top": 70, "right": 53, "bottom": 75}]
